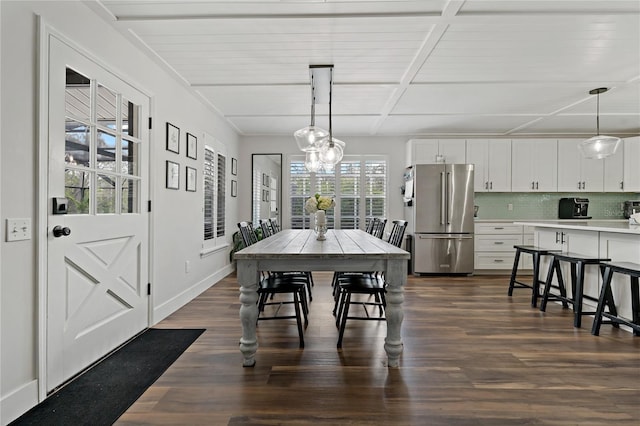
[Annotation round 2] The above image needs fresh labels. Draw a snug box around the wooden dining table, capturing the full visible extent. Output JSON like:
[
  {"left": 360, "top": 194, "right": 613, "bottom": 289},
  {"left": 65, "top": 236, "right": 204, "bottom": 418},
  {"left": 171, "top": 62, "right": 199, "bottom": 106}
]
[{"left": 234, "top": 229, "right": 411, "bottom": 367}]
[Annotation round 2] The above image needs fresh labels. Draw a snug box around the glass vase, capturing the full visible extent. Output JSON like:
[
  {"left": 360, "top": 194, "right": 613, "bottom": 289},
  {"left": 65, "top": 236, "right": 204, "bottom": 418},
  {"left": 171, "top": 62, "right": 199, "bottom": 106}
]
[{"left": 314, "top": 211, "right": 327, "bottom": 241}]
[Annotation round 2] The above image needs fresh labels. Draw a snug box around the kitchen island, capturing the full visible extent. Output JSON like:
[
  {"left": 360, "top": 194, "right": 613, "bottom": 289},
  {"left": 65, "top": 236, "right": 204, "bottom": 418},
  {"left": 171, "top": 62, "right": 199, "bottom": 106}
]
[{"left": 514, "top": 220, "right": 640, "bottom": 328}]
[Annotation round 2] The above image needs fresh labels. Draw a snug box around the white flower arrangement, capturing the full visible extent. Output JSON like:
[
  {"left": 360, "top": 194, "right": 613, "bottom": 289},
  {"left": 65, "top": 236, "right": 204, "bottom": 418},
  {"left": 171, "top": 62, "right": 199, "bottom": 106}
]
[{"left": 304, "top": 193, "right": 335, "bottom": 214}]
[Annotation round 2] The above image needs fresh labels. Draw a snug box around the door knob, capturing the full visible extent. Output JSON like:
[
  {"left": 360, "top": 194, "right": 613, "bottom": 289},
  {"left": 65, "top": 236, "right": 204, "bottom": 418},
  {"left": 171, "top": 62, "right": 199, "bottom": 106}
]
[{"left": 53, "top": 225, "right": 71, "bottom": 238}]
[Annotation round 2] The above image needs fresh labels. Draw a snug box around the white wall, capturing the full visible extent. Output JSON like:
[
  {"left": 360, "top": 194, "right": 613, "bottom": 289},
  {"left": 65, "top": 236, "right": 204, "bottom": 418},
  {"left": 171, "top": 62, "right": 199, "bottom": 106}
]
[
  {"left": 0, "top": 2, "right": 238, "bottom": 423},
  {"left": 239, "top": 136, "right": 407, "bottom": 228}
]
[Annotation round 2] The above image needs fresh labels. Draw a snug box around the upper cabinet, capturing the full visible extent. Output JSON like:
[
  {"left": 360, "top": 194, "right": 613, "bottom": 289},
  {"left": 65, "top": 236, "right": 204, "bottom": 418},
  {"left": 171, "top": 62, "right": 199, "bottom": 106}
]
[
  {"left": 466, "top": 139, "right": 511, "bottom": 192},
  {"left": 603, "top": 140, "right": 624, "bottom": 192},
  {"left": 405, "top": 137, "right": 636, "bottom": 193},
  {"left": 511, "top": 139, "right": 557, "bottom": 192},
  {"left": 406, "top": 139, "right": 466, "bottom": 166},
  {"left": 623, "top": 136, "right": 640, "bottom": 192},
  {"left": 557, "top": 138, "right": 604, "bottom": 192}
]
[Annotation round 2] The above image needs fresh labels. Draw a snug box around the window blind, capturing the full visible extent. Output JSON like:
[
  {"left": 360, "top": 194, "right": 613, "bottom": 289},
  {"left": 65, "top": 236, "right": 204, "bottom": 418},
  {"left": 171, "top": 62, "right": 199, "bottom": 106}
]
[
  {"left": 287, "top": 156, "right": 387, "bottom": 230},
  {"left": 289, "top": 160, "right": 311, "bottom": 229},
  {"left": 216, "top": 153, "right": 226, "bottom": 237},
  {"left": 203, "top": 146, "right": 215, "bottom": 240}
]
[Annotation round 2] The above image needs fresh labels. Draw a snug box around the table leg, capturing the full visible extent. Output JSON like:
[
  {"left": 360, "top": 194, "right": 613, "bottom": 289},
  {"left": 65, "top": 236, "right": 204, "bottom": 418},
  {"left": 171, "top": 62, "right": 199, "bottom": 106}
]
[
  {"left": 384, "top": 260, "right": 405, "bottom": 367},
  {"left": 237, "top": 260, "right": 259, "bottom": 367}
]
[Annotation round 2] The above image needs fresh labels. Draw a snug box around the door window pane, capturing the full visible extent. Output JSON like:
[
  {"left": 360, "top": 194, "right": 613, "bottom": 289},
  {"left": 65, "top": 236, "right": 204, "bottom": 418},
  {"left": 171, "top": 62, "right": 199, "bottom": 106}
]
[
  {"left": 96, "top": 174, "right": 117, "bottom": 214},
  {"left": 65, "top": 169, "right": 91, "bottom": 214},
  {"left": 65, "top": 120, "right": 90, "bottom": 167},
  {"left": 97, "top": 84, "right": 117, "bottom": 130},
  {"left": 65, "top": 68, "right": 91, "bottom": 120},
  {"left": 122, "top": 139, "right": 138, "bottom": 176},
  {"left": 121, "top": 97, "right": 139, "bottom": 138},
  {"left": 121, "top": 178, "right": 139, "bottom": 214},
  {"left": 97, "top": 130, "right": 117, "bottom": 172}
]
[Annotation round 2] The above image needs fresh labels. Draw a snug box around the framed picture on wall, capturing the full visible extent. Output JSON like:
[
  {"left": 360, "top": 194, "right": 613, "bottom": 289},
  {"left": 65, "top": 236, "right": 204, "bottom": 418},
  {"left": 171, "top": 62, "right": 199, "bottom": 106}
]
[
  {"left": 231, "top": 180, "right": 237, "bottom": 197},
  {"left": 186, "top": 166, "right": 197, "bottom": 192},
  {"left": 166, "top": 122, "right": 180, "bottom": 154},
  {"left": 166, "top": 160, "right": 179, "bottom": 190},
  {"left": 186, "top": 133, "right": 197, "bottom": 160},
  {"left": 231, "top": 158, "right": 237, "bottom": 176}
]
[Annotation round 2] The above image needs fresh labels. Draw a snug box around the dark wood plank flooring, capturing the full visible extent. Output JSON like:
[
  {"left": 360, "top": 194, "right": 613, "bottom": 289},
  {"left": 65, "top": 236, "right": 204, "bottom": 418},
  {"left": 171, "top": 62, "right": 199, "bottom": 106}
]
[{"left": 117, "top": 272, "right": 640, "bottom": 425}]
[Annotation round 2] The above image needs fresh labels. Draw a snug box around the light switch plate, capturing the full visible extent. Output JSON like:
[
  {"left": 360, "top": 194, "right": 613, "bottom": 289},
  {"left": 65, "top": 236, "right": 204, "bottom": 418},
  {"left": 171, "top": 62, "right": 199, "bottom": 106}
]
[{"left": 6, "top": 218, "right": 31, "bottom": 242}]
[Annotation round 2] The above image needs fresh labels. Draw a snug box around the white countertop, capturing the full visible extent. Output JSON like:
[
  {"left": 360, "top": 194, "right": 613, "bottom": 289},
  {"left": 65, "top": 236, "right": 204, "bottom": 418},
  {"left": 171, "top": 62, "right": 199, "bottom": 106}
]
[{"left": 513, "top": 220, "right": 640, "bottom": 235}]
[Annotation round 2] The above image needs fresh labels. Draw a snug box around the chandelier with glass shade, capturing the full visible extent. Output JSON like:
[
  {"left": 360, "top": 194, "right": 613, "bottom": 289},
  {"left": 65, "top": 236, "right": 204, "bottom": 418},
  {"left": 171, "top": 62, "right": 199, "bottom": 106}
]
[
  {"left": 578, "top": 87, "right": 621, "bottom": 160},
  {"left": 294, "top": 65, "right": 345, "bottom": 172}
]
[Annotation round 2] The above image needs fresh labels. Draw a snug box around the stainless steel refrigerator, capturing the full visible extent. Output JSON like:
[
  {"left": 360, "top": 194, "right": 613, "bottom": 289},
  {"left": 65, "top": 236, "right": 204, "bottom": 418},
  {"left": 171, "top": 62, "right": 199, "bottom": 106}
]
[{"left": 405, "top": 164, "right": 474, "bottom": 274}]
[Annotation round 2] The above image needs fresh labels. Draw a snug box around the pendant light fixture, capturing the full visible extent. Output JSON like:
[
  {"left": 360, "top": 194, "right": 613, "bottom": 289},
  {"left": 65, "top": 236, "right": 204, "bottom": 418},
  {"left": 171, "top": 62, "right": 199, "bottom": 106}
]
[
  {"left": 578, "top": 87, "right": 621, "bottom": 160},
  {"left": 294, "top": 67, "right": 329, "bottom": 152},
  {"left": 295, "top": 65, "right": 345, "bottom": 172}
]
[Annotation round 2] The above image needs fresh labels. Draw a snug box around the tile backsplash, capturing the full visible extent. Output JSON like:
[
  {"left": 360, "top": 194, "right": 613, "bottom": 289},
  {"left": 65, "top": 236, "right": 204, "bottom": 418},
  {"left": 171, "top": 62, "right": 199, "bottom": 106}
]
[{"left": 474, "top": 192, "right": 640, "bottom": 220}]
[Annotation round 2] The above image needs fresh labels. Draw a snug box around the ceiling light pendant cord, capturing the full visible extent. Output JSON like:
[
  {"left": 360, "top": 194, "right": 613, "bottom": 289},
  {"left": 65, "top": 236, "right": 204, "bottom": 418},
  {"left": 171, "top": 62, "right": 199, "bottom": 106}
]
[
  {"left": 328, "top": 69, "right": 333, "bottom": 148},
  {"left": 595, "top": 91, "right": 600, "bottom": 136},
  {"left": 310, "top": 75, "right": 316, "bottom": 127}
]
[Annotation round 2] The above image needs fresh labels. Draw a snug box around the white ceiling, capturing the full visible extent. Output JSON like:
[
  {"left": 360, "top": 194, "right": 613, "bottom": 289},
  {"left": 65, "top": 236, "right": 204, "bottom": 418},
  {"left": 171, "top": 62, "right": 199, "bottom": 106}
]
[{"left": 91, "top": 0, "right": 640, "bottom": 138}]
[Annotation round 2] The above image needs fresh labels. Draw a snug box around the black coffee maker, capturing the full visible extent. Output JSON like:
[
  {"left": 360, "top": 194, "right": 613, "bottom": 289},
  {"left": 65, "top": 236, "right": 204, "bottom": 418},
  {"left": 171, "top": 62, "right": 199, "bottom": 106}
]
[{"left": 558, "top": 198, "right": 591, "bottom": 219}]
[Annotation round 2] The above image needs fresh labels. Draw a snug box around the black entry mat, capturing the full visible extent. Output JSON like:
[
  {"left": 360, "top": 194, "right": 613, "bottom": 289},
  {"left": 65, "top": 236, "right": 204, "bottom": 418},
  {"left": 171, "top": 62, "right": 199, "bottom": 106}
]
[{"left": 10, "top": 328, "right": 205, "bottom": 426}]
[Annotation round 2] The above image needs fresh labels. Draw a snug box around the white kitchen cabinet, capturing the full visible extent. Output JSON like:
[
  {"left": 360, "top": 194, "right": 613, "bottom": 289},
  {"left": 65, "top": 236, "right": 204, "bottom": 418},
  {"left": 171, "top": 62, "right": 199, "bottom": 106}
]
[
  {"left": 405, "top": 139, "right": 466, "bottom": 166},
  {"left": 466, "top": 139, "right": 511, "bottom": 192},
  {"left": 511, "top": 139, "right": 557, "bottom": 192},
  {"left": 599, "top": 232, "right": 640, "bottom": 323},
  {"left": 534, "top": 228, "right": 601, "bottom": 302},
  {"left": 622, "top": 136, "right": 640, "bottom": 191},
  {"left": 603, "top": 140, "right": 625, "bottom": 192},
  {"left": 474, "top": 222, "right": 525, "bottom": 271},
  {"left": 557, "top": 138, "right": 604, "bottom": 192}
]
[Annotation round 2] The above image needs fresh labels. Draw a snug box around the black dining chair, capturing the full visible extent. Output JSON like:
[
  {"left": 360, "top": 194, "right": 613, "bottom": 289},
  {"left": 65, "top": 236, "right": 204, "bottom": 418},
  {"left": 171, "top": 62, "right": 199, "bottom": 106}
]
[
  {"left": 269, "top": 217, "right": 281, "bottom": 233},
  {"left": 259, "top": 219, "right": 273, "bottom": 238},
  {"left": 334, "top": 220, "right": 408, "bottom": 348},
  {"left": 236, "top": 221, "right": 309, "bottom": 347},
  {"left": 372, "top": 217, "right": 387, "bottom": 239}
]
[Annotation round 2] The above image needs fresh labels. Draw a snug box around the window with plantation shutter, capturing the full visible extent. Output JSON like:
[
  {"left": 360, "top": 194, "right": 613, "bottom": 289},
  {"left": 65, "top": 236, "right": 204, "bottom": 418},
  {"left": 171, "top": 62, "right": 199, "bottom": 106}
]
[
  {"left": 287, "top": 155, "right": 387, "bottom": 230},
  {"left": 339, "top": 161, "right": 360, "bottom": 229},
  {"left": 202, "top": 134, "right": 228, "bottom": 253},
  {"left": 365, "top": 159, "right": 386, "bottom": 220},
  {"left": 290, "top": 160, "right": 311, "bottom": 229},
  {"left": 217, "top": 153, "right": 226, "bottom": 237},
  {"left": 315, "top": 167, "right": 336, "bottom": 228},
  {"left": 204, "top": 146, "right": 215, "bottom": 240}
]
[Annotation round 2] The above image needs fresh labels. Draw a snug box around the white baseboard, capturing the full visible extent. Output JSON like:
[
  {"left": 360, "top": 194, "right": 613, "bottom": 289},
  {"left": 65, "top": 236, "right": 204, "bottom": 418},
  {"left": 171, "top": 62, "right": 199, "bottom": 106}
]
[
  {"left": 1, "top": 379, "right": 39, "bottom": 425},
  {"left": 152, "top": 265, "right": 234, "bottom": 324}
]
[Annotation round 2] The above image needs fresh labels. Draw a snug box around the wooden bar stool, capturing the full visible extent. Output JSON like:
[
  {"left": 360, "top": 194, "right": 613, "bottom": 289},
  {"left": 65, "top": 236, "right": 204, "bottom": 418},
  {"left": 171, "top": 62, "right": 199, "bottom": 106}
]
[
  {"left": 539, "top": 251, "right": 611, "bottom": 328},
  {"left": 508, "top": 245, "right": 560, "bottom": 307},
  {"left": 591, "top": 261, "right": 640, "bottom": 336}
]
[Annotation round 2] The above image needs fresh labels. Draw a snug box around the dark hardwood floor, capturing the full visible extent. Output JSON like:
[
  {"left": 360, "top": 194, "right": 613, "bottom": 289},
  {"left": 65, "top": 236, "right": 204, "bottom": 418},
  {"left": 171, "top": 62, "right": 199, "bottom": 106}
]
[{"left": 117, "top": 272, "right": 640, "bottom": 425}]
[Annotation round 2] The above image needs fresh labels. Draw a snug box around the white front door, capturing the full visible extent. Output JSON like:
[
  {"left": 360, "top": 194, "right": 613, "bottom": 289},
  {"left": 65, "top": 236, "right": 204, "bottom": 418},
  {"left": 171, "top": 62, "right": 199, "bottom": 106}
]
[{"left": 46, "top": 36, "right": 150, "bottom": 391}]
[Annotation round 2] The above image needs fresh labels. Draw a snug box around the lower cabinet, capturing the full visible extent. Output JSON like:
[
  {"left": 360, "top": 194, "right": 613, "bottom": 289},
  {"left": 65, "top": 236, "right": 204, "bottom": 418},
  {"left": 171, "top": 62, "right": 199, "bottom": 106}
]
[
  {"left": 535, "top": 228, "right": 601, "bottom": 303},
  {"left": 598, "top": 232, "right": 640, "bottom": 323},
  {"left": 474, "top": 222, "right": 533, "bottom": 272}
]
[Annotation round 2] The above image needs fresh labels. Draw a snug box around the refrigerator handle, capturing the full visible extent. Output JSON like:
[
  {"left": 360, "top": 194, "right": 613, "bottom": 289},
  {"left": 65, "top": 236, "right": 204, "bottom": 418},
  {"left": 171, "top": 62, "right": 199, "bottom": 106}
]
[
  {"left": 440, "top": 172, "right": 446, "bottom": 225},
  {"left": 446, "top": 172, "right": 451, "bottom": 225}
]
